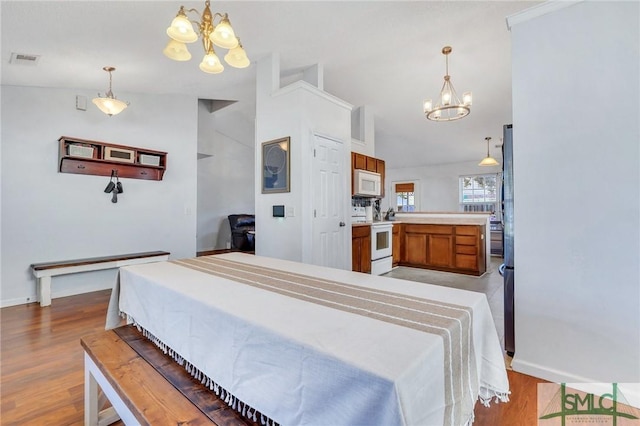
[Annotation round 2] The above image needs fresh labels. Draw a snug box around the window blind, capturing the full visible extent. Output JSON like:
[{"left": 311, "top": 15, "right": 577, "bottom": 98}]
[{"left": 395, "top": 183, "right": 414, "bottom": 193}]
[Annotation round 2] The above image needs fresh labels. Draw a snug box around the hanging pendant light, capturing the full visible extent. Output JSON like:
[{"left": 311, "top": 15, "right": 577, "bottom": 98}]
[
  {"left": 92, "top": 66, "right": 129, "bottom": 116},
  {"left": 423, "top": 46, "right": 472, "bottom": 122},
  {"left": 479, "top": 137, "right": 500, "bottom": 166}
]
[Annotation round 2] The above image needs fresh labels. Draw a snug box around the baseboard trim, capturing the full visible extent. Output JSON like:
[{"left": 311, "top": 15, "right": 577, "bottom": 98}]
[
  {"left": 512, "top": 358, "right": 640, "bottom": 408},
  {"left": 1, "top": 283, "right": 113, "bottom": 308},
  {"left": 1, "top": 296, "right": 37, "bottom": 308},
  {"left": 511, "top": 357, "right": 595, "bottom": 384}
]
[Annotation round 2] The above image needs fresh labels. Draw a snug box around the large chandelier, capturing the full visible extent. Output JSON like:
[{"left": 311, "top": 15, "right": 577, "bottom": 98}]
[
  {"left": 423, "top": 46, "right": 472, "bottom": 122},
  {"left": 92, "top": 66, "right": 129, "bottom": 116},
  {"left": 162, "top": 1, "right": 250, "bottom": 74}
]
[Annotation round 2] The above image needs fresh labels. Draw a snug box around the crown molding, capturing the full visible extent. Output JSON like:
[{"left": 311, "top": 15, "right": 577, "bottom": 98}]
[{"left": 506, "top": 0, "right": 583, "bottom": 31}]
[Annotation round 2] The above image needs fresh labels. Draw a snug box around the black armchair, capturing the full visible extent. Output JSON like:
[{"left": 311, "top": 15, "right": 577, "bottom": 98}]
[{"left": 228, "top": 214, "right": 255, "bottom": 252}]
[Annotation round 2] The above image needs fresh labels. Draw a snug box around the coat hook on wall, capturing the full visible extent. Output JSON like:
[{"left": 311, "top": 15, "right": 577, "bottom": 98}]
[{"left": 104, "top": 169, "right": 123, "bottom": 203}]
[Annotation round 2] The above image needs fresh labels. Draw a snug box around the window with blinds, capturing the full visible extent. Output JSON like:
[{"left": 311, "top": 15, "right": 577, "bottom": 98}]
[
  {"left": 459, "top": 174, "right": 500, "bottom": 214},
  {"left": 395, "top": 182, "right": 416, "bottom": 212}
]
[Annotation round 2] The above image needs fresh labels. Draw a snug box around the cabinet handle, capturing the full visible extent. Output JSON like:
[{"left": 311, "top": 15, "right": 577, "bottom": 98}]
[
  {"left": 339, "top": 221, "right": 346, "bottom": 227},
  {"left": 77, "top": 164, "right": 85, "bottom": 169},
  {"left": 140, "top": 171, "right": 147, "bottom": 175}
]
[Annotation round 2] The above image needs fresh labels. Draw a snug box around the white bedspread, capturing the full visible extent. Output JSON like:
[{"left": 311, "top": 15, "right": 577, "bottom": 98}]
[{"left": 106, "top": 253, "right": 509, "bottom": 425}]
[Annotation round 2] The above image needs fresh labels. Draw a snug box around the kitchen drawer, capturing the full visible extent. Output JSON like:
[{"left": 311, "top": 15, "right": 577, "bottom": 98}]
[
  {"left": 455, "top": 254, "right": 478, "bottom": 270},
  {"left": 456, "top": 235, "right": 477, "bottom": 246},
  {"left": 404, "top": 224, "right": 452, "bottom": 235},
  {"left": 455, "top": 225, "right": 478, "bottom": 235},
  {"left": 456, "top": 245, "right": 477, "bottom": 255},
  {"left": 60, "top": 158, "right": 163, "bottom": 180},
  {"left": 352, "top": 225, "right": 371, "bottom": 238}
]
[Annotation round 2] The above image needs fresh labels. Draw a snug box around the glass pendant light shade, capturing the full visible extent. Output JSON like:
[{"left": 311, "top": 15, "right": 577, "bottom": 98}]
[
  {"left": 92, "top": 66, "right": 128, "bottom": 116},
  {"left": 479, "top": 156, "right": 499, "bottom": 166},
  {"left": 199, "top": 52, "right": 224, "bottom": 74},
  {"left": 224, "top": 43, "right": 250, "bottom": 68},
  {"left": 442, "top": 87, "right": 452, "bottom": 106},
  {"left": 92, "top": 97, "right": 128, "bottom": 116},
  {"left": 166, "top": 13, "right": 198, "bottom": 43},
  {"left": 479, "top": 137, "right": 499, "bottom": 166},
  {"left": 210, "top": 16, "right": 239, "bottom": 49},
  {"left": 463, "top": 92, "right": 473, "bottom": 106},
  {"left": 423, "top": 99, "right": 433, "bottom": 113},
  {"left": 163, "top": 39, "right": 192, "bottom": 61}
]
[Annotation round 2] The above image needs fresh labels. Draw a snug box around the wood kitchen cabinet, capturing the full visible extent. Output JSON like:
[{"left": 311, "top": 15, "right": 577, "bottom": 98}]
[
  {"left": 352, "top": 225, "right": 371, "bottom": 273},
  {"left": 397, "top": 223, "right": 485, "bottom": 275},
  {"left": 403, "top": 224, "right": 454, "bottom": 269},
  {"left": 392, "top": 223, "right": 402, "bottom": 266},
  {"left": 351, "top": 152, "right": 385, "bottom": 197},
  {"left": 454, "top": 225, "right": 486, "bottom": 274}
]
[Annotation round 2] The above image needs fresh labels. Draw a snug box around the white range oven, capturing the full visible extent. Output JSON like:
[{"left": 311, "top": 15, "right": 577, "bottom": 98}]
[{"left": 370, "top": 222, "right": 393, "bottom": 275}]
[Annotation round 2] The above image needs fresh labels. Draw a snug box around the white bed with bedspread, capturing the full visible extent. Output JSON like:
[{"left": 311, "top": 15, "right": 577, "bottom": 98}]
[{"left": 106, "top": 252, "right": 509, "bottom": 425}]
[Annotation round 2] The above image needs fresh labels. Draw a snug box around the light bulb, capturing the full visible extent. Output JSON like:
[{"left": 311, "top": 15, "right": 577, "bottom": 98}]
[
  {"left": 442, "top": 90, "right": 451, "bottom": 106},
  {"left": 463, "top": 92, "right": 473, "bottom": 106}
]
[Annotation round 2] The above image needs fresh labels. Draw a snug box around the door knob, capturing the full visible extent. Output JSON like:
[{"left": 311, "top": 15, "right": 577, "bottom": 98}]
[{"left": 339, "top": 221, "right": 346, "bottom": 227}]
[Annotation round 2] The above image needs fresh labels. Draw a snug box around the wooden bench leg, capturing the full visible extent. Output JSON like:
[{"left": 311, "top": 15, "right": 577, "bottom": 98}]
[
  {"left": 84, "top": 352, "right": 136, "bottom": 426},
  {"left": 38, "top": 276, "right": 52, "bottom": 307}
]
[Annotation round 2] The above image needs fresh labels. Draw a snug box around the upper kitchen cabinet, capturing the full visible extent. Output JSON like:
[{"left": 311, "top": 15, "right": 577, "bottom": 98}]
[{"left": 351, "top": 152, "right": 385, "bottom": 197}]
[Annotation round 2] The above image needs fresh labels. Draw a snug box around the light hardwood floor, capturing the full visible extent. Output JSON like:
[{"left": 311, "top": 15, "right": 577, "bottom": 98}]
[{"left": 0, "top": 290, "right": 547, "bottom": 425}]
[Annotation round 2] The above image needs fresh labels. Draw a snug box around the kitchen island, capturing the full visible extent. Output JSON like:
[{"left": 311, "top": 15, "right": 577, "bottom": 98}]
[{"left": 391, "top": 212, "right": 491, "bottom": 276}]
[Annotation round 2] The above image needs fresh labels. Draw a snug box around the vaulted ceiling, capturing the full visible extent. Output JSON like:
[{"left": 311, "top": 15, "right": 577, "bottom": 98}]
[{"left": 1, "top": 1, "right": 539, "bottom": 168}]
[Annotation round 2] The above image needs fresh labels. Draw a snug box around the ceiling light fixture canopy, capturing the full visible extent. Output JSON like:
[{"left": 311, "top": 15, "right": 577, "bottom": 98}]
[
  {"left": 163, "top": 1, "right": 250, "bottom": 74},
  {"left": 479, "top": 137, "right": 500, "bottom": 166},
  {"left": 92, "top": 66, "right": 129, "bottom": 116},
  {"left": 423, "top": 46, "right": 472, "bottom": 122}
]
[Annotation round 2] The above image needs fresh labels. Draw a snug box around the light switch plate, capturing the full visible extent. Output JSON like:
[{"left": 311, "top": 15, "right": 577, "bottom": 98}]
[
  {"left": 286, "top": 206, "right": 295, "bottom": 217},
  {"left": 76, "top": 95, "right": 87, "bottom": 111}
]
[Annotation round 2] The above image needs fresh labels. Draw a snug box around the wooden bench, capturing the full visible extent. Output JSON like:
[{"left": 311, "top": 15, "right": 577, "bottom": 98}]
[
  {"left": 81, "top": 326, "right": 256, "bottom": 426},
  {"left": 31, "top": 251, "right": 170, "bottom": 307}
]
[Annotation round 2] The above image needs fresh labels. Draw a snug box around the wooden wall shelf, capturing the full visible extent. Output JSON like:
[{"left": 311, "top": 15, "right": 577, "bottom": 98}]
[{"left": 58, "top": 136, "right": 167, "bottom": 181}]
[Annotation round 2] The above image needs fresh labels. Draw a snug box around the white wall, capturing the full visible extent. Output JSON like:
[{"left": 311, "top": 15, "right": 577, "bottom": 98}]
[
  {"left": 384, "top": 161, "right": 501, "bottom": 212},
  {"left": 351, "top": 106, "right": 375, "bottom": 157},
  {"left": 1, "top": 85, "right": 198, "bottom": 307},
  {"left": 254, "top": 54, "right": 352, "bottom": 265},
  {"left": 196, "top": 100, "right": 254, "bottom": 252},
  {"left": 509, "top": 1, "right": 639, "bottom": 383}
]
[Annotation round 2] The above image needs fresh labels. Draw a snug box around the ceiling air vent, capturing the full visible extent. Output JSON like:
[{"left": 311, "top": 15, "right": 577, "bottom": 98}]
[{"left": 9, "top": 52, "right": 41, "bottom": 66}]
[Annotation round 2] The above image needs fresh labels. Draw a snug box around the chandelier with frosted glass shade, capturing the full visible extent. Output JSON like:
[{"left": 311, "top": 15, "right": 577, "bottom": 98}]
[
  {"left": 163, "top": 0, "right": 250, "bottom": 74},
  {"left": 423, "top": 46, "right": 472, "bottom": 122},
  {"left": 92, "top": 67, "right": 129, "bottom": 116}
]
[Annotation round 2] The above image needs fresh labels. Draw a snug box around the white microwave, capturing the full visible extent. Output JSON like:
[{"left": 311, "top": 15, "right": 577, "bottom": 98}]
[{"left": 354, "top": 169, "right": 382, "bottom": 197}]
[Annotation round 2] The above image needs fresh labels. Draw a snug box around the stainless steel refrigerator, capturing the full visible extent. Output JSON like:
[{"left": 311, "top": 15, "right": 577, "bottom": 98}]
[{"left": 502, "top": 124, "right": 515, "bottom": 356}]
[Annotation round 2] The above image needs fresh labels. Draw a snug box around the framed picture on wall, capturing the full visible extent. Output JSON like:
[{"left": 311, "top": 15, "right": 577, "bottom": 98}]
[{"left": 262, "top": 137, "right": 290, "bottom": 193}]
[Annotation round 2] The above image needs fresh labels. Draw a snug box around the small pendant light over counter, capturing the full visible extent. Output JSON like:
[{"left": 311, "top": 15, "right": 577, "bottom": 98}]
[{"left": 479, "top": 137, "right": 500, "bottom": 166}]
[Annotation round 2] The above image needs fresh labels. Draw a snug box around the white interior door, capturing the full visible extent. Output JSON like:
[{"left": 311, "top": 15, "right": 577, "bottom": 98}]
[{"left": 312, "top": 134, "right": 347, "bottom": 269}]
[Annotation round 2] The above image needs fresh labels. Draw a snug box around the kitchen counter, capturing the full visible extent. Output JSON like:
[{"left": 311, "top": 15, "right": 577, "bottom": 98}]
[
  {"left": 351, "top": 221, "right": 397, "bottom": 227},
  {"left": 391, "top": 212, "right": 491, "bottom": 274},
  {"left": 393, "top": 212, "right": 489, "bottom": 226}
]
